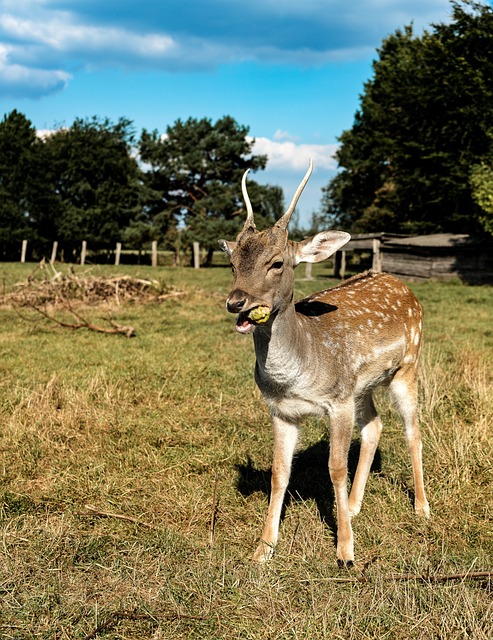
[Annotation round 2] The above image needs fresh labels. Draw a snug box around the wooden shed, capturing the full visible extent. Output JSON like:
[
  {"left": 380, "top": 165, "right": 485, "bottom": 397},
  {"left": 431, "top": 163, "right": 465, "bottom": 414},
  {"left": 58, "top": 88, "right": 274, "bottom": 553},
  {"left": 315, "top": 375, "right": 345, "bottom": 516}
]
[
  {"left": 380, "top": 234, "right": 493, "bottom": 283},
  {"left": 332, "top": 233, "right": 405, "bottom": 278}
]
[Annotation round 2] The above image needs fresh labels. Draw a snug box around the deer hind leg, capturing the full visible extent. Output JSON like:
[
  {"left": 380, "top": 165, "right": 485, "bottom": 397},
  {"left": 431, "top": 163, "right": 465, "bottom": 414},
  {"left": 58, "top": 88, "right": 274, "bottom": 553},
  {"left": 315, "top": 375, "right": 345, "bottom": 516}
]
[
  {"left": 348, "top": 392, "right": 383, "bottom": 518},
  {"left": 253, "top": 415, "right": 298, "bottom": 563},
  {"left": 329, "top": 402, "right": 355, "bottom": 566},
  {"left": 390, "top": 369, "right": 430, "bottom": 517}
]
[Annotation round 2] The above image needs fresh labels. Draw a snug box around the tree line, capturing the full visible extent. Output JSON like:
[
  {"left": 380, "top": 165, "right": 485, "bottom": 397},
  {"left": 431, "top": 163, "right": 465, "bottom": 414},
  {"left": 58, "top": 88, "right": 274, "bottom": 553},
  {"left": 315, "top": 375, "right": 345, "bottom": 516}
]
[
  {"left": 0, "top": 112, "right": 283, "bottom": 263},
  {"left": 1, "top": 1, "right": 492, "bottom": 264}
]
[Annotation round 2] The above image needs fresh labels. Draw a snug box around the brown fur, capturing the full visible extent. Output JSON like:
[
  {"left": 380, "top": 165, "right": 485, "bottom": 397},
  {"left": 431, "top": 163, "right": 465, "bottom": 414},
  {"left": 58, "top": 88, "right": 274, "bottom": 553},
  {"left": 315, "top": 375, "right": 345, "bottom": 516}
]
[{"left": 220, "top": 170, "right": 429, "bottom": 565}]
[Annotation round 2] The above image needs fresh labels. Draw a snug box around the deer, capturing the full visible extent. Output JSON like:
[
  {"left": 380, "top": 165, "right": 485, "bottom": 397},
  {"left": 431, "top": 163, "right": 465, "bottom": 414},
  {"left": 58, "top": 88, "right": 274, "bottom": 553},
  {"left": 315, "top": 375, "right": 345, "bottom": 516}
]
[{"left": 219, "top": 160, "right": 430, "bottom": 566}]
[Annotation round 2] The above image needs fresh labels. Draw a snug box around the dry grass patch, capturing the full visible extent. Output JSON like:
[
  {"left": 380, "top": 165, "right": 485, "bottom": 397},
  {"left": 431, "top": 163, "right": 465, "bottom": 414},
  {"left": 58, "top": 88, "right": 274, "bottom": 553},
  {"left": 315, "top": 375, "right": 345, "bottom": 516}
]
[{"left": 0, "top": 264, "right": 491, "bottom": 638}]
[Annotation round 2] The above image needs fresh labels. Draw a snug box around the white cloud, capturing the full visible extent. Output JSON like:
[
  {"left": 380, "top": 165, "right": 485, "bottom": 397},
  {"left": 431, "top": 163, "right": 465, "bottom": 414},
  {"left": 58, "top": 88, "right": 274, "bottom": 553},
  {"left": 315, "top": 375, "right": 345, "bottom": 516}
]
[
  {"left": 251, "top": 136, "right": 339, "bottom": 171},
  {"left": 36, "top": 127, "right": 66, "bottom": 139},
  {"left": 273, "top": 129, "right": 299, "bottom": 142},
  {"left": 0, "top": 12, "right": 175, "bottom": 59},
  {"left": 0, "top": 43, "right": 70, "bottom": 97}
]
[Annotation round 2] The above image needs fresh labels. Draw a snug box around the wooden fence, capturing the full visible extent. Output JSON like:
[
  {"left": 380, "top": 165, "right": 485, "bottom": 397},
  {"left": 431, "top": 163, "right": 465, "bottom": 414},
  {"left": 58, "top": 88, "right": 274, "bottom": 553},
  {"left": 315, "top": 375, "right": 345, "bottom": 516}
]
[
  {"left": 18, "top": 235, "right": 386, "bottom": 275},
  {"left": 20, "top": 239, "right": 205, "bottom": 269}
]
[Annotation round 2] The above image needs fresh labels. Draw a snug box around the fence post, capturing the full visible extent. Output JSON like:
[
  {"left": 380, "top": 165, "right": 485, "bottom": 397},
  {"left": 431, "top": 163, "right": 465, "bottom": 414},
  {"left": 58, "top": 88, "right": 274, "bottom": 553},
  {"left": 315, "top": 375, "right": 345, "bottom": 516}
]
[
  {"left": 81, "top": 240, "right": 87, "bottom": 265},
  {"left": 50, "top": 241, "right": 58, "bottom": 265},
  {"left": 151, "top": 240, "right": 158, "bottom": 267},
  {"left": 115, "top": 242, "right": 122, "bottom": 266},
  {"left": 21, "top": 240, "right": 27, "bottom": 263},
  {"left": 340, "top": 250, "right": 347, "bottom": 279},
  {"left": 372, "top": 238, "right": 382, "bottom": 272},
  {"left": 333, "top": 250, "right": 347, "bottom": 278},
  {"left": 193, "top": 242, "right": 200, "bottom": 269},
  {"left": 333, "top": 251, "right": 339, "bottom": 277},
  {"left": 304, "top": 263, "right": 313, "bottom": 280}
]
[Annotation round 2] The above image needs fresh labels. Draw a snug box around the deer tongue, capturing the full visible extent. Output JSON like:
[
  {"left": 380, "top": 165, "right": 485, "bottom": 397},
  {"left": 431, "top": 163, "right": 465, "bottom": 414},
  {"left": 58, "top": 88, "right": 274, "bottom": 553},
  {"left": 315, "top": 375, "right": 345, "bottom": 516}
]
[{"left": 235, "top": 313, "right": 256, "bottom": 334}]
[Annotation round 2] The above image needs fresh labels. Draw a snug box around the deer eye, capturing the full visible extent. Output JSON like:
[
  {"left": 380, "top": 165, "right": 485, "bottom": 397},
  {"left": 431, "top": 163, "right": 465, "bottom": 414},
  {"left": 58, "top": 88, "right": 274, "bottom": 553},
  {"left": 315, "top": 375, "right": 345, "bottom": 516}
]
[{"left": 269, "top": 261, "right": 284, "bottom": 271}]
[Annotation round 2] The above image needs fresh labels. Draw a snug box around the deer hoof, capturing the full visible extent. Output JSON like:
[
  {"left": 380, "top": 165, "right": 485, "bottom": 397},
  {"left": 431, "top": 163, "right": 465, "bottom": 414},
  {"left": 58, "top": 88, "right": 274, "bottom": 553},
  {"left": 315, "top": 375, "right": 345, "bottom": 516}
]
[
  {"left": 415, "top": 500, "right": 430, "bottom": 518},
  {"left": 348, "top": 504, "right": 361, "bottom": 518},
  {"left": 253, "top": 540, "right": 275, "bottom": 563},
  {"left": 337, "top": 558, "right": 354, "bottom": 569}
]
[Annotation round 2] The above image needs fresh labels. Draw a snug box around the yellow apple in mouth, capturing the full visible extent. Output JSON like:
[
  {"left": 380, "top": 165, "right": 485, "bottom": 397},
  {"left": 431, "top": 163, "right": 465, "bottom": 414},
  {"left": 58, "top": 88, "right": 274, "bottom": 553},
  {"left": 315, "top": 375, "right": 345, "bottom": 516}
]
[{"left": 247, "top": 306, "right": 271, "bottom": 324}]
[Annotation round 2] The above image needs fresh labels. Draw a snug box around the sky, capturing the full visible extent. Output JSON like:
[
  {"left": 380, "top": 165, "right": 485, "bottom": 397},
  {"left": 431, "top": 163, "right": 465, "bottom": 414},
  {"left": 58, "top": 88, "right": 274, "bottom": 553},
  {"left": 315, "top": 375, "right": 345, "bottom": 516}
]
[{"left": 0, "top": 0, "right": 482, "bottom": 226}]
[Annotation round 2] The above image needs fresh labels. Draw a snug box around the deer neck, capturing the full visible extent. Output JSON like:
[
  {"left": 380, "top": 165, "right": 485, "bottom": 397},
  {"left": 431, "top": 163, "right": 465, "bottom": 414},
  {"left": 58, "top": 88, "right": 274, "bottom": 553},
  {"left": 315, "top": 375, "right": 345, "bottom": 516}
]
[{"left": 253, "top": 300, "right": 306, "bottom": 385}]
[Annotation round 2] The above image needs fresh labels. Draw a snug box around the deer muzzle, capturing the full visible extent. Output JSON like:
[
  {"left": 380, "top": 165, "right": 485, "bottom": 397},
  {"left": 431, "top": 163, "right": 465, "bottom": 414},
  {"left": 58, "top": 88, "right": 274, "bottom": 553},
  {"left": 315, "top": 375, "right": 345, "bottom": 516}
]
[{"left": 226, "top": 290, "right": 271, "bottom": 334}]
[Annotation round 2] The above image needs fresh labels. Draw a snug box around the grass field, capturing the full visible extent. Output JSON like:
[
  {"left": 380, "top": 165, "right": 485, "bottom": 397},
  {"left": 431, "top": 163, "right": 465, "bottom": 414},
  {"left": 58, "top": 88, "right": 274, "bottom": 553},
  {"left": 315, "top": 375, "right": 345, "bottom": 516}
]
[{"left": 0, "top": 260, "right": 492, "bottom": 639}]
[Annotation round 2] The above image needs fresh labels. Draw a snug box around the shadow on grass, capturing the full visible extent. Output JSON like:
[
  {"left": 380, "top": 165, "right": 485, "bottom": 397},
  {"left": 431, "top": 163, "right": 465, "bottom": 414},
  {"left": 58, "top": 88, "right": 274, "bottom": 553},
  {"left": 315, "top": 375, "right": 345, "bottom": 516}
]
[{"left": 236, "top": 438, "right": 382, "bottom": 547}]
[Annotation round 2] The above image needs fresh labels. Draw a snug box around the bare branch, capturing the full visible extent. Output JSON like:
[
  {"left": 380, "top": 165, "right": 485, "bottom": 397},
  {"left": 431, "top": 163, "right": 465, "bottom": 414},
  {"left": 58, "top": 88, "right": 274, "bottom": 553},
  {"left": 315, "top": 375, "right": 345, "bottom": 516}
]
[
  {"left": 27, "top": 301, "right": 136, "bottom": 337},
  {"left": 77, "top": 504, "right": 157, "bottom": 529}
]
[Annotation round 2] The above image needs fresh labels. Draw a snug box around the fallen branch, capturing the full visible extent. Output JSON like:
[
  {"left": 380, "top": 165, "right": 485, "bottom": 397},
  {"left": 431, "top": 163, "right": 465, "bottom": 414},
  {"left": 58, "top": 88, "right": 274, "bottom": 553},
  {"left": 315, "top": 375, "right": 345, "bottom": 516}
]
[
  {"left": 27, "top": 302, "right": 136, "bottom": 337},
  {"left": 387, "top": 571, "right": 493, "bottom": 583},
  {"left": 77, "top": 504, "right": 157, "bottom": 529},
  {"left": 157, "top": 290, "right": 187, "bottom": 302},
  {"left": 300, "top": 570, "right": 493, "bottom": 584}
]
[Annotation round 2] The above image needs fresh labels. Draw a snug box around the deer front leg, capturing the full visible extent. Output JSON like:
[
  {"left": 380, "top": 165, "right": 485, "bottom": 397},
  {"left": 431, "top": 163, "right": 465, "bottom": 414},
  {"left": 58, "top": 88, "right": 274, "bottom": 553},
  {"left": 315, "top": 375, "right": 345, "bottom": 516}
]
[
  {"left": 348, "top": 393, "right": 383, "bottom": 518},
  {"left": 253, "top": 415, "right": 298, "bottom": 563},
  {"left": 329, "top": 403, "right": 355, "bottom": 566}
]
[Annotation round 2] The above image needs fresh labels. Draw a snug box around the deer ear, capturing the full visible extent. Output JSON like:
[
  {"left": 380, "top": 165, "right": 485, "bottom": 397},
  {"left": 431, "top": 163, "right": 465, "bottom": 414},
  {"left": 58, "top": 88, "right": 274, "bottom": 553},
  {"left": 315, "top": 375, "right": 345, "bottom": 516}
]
[
  {"left": 294, "top": 231, "right": 350, "bottom": 266},
  {"left": 218, "top": 239, "right": 236, "bottom": 256}
]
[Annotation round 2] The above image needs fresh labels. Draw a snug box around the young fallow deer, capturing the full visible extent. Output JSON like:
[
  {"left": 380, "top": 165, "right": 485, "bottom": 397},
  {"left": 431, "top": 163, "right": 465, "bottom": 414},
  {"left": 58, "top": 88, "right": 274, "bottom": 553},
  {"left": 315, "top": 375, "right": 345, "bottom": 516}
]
[{"left": 219, "top": 160, "right": 430, "bottom": 566}]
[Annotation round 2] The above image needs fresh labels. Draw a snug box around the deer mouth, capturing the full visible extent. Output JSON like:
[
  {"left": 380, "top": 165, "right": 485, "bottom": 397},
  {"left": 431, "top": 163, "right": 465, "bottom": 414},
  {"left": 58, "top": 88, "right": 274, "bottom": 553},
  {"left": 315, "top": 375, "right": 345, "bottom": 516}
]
[
  {"left": 235, "top": 312, "right": 256, "bottom": 334},
  {"left": 235, "top": 305, "right": 271, "bottom": 334}
]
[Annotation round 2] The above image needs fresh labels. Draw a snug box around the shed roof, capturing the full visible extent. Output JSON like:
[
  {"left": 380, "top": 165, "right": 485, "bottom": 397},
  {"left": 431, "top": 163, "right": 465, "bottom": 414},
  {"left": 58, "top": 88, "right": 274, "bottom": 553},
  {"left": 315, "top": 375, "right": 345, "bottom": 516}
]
[{"left": 383, "top": 233, "right": 489, "bottom": 248}]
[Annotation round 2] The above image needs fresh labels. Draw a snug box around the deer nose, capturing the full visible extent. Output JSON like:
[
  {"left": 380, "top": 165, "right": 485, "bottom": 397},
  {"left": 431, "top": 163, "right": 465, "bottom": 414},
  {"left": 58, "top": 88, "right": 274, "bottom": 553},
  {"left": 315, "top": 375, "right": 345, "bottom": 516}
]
[
  {"left": 226, "top": 290, "right": 249, "bottom": 313},
  {"left": 227, "top": 297, "right": 246, "bottom": 313}
]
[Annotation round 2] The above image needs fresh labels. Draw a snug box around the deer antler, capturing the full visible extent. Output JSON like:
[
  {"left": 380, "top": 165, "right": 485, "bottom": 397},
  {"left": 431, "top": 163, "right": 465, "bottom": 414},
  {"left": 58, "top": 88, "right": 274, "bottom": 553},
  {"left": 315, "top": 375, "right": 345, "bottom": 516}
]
[
  {"left": 241, "top": 168, "right": 256, "bottom": 230},
  {"left": 275, "top": 159, "right": 313, "bottom": 230}
]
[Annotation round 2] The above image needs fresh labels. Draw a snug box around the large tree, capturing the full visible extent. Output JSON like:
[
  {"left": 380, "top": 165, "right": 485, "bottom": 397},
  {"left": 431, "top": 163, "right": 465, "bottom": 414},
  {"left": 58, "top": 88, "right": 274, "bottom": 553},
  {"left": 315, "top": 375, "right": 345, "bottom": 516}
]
[
  {"left": 0, "top": 111, "right": 48, "bottom": 259},
  {"left": 139, "top": 116, "right": 283, "bottom": 263},
  {"left": 39, "top": 116, "right": 145, "bottom": 259},
  {"left": 322, "top": 0, "right": 493, "bottom": 236}
]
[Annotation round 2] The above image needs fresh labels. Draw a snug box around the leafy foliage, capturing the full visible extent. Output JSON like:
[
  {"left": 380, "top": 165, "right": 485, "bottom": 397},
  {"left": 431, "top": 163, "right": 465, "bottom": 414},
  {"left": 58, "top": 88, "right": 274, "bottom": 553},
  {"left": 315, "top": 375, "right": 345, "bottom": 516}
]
[
  {"left": 0, "top": 111, "right": 47, "bottom": 258},
  {"left": 139, "top": 116, "right": 283, "bottom": 261},
  {"left": 40, "top": 117, "right": 145, "bottom": 257},
  {"left": 322, "top": 1, "right": 493, "bottom": 236},
  {"left": 470, "top": 161, "right": 493, "bottom": 234}
]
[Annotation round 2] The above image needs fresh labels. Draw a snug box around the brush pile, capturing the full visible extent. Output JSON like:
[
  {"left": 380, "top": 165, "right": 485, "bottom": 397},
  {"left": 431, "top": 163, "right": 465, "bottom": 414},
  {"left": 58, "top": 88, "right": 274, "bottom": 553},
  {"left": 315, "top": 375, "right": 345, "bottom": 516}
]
[
  {"left": 1, "top": 264, "right": 184, "bottom": 308},
  {"left": 1, "top": 262, "right": 186, "bottom": 337}
]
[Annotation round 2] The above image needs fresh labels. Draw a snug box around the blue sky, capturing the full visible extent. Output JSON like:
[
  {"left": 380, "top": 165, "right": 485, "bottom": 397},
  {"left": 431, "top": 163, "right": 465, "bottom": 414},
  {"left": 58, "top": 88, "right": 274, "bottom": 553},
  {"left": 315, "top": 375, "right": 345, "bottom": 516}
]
[{"left": 0, "top": 0, "right": 482, "bottom": 225}]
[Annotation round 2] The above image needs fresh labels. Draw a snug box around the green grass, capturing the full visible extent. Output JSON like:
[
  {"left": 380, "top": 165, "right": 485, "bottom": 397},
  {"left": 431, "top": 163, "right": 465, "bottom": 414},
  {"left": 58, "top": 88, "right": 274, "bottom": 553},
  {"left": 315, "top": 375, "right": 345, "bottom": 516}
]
[{"left": 0, "top": 261, "right": 492, "bottom": 639}]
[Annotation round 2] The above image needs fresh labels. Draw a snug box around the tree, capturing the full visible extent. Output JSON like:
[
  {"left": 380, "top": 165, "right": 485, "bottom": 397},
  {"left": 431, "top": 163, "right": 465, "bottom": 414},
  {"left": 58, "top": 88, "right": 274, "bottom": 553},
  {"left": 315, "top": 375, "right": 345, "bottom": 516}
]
[
  {"left": 322, "top": 1, "right": 493, "bottom": 236},
  {"left": 470, "top": 161, "right": 493, "bottom": 234},
  {"left": 0, "top": 111, "right": 45, "bottom": 259},
  {"left": 39, "top": 117, "right": 145, "bottom": 259},
  {"left": 139, "top": 116, "right": 283, "bottom": 264}
]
